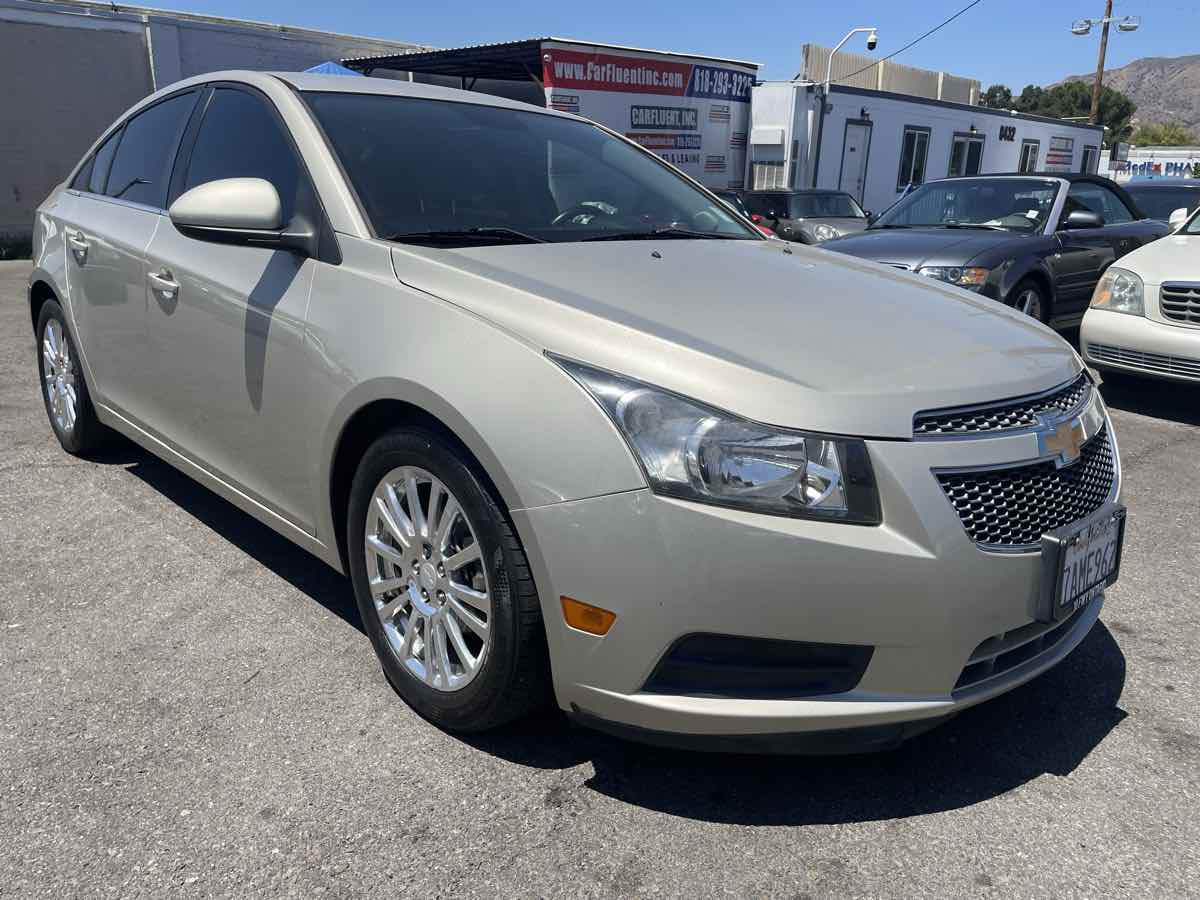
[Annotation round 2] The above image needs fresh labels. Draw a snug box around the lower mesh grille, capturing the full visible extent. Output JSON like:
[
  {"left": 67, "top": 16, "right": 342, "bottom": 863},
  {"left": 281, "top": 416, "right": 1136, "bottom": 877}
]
[
  {"left": 935, "top": 426, "right": 1115, "bottom": 549},
  {"left": 955, "top": 600, "right": 1094, "bottom": 692}
]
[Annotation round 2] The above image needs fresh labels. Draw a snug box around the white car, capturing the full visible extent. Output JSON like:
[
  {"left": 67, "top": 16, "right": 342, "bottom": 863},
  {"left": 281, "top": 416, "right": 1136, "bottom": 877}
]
[{"left": 1082, "top": 207, "right": 1200, "bottom": 381}]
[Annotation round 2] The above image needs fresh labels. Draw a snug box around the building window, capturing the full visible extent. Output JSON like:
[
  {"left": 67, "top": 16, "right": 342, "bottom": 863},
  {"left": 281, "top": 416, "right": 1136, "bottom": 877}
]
[
  {"left": 1018, "top": 139, "right": 1040, "bottom": 174},
  {"left": 949, "top": 133, "right": 985, "bottom": 177},
  {"left": 1081, "top": 145, "right": 1099, "bottom": 174},
  {"left": 897, "top": 126, "right": 930, "bottom": 191},
  {"left": 752, "top": 160, "right": 787, "bottom": 190}
]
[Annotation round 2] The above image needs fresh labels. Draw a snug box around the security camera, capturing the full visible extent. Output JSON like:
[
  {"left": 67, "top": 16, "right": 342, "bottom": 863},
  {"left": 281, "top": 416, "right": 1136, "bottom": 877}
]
[{"left": 867, "top": 30, "right": 878, "bottom": 51}]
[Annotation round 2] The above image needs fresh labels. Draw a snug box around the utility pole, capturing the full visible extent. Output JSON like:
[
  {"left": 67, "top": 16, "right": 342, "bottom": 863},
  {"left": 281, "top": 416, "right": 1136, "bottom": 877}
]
[
  {"left": 1072, "top": 7, "right": 1139, "bottom": 125},
  {"left": 1089, "top": 0, "right": 1113, "bottom": 124}
]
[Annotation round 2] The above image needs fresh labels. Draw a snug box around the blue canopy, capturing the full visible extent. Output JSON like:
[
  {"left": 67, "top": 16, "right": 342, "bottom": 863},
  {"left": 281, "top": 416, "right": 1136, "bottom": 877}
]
[{"left": 304, "top": 61, "right": 363, "bottom": 76}]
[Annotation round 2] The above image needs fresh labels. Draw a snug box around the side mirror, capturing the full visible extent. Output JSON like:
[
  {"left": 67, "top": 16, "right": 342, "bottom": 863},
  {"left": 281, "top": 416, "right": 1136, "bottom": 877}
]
[
  {"left": 865, "top": 210, "right": 877, "bottom": 224},
  {"left": 1060, "top": 209, "right": 1104, "bottom": 230},
  {"left": 750, "top": 213, "right": 764, "bottom": 224},
  {"left": 169, "top": 177, "right": 314, "bottom": 255},
  {"left": 1169, "top": 207, "right": 1190, "bottom": 231}
]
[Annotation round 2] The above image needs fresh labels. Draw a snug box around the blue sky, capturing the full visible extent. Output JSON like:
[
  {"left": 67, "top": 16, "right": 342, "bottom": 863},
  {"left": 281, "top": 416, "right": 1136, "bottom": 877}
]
[{"left": 162, "top": 0, "right": 1194, "bottom": 87}]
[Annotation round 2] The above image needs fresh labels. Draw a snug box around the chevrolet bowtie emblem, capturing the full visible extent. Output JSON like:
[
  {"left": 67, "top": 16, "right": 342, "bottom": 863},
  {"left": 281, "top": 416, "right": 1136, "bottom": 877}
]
[{"left": 1039, "top": 417, "right": 1085, "bottom": 467}]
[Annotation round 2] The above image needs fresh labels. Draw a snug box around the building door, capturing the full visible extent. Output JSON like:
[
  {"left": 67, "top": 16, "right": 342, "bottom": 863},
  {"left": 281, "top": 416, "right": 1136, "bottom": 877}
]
[{"left": 839, "top": 121, "right": 872, "bottom": 203}]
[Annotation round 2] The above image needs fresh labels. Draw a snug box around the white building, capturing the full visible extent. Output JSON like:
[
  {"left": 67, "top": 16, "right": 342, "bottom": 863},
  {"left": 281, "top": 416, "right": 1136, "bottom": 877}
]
[{"left": 748, "top": 82, "right": 1106, "bottom": 214}]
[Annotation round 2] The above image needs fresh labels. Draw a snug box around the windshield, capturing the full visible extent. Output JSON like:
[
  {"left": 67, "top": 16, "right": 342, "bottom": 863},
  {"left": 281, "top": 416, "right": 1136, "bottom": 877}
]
[
  {"left": 1126, "top": 186, "right": 1200, "bottom": 221},
  {"left": 872, "top": 178, "right": 1059, "bottom": 232},
  {"left": 791, "top": 193, "right": 864, "bottom": 218},
  {"left": 304, "top": 92, "right": 757, "bottom": 246}
]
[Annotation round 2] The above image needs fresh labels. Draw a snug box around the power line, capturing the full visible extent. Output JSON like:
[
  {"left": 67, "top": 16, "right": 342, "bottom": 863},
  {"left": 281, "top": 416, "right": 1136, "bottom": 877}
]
[{"left": 832, "top": 0, "right": 987, "bottom": 85}]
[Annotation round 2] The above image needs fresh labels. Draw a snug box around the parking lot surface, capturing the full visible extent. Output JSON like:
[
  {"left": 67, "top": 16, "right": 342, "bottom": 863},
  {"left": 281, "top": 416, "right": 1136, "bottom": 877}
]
[{"left": 1, "top": 259, "right": 1198, "bottom": 898}]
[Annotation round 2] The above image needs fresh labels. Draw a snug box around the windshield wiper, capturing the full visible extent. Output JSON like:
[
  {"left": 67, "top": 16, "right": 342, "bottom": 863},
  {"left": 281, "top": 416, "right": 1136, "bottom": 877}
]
[
  {"left": 581, "top": 226, "right": 731, "bottom": 242},
  {"left": 867, "top": 223, "right": 913, "bottom": 230},
  {"left": 941, "top": 223, "right": 1009, "bottom": 231},
  {"left": 384, "top": 227, "right": 547, "bottom": 246}
]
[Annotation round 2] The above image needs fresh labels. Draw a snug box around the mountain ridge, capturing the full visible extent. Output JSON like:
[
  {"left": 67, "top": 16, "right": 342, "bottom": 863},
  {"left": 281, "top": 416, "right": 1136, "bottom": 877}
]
[{"left": 1058, "top": 54, "right": 1200, "bottom": 137}]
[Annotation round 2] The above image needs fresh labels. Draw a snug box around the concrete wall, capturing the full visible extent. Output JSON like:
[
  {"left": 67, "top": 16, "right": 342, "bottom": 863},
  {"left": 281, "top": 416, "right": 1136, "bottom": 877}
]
[{"left": 0, "top": 0, "right": 425, "bottom": 249}]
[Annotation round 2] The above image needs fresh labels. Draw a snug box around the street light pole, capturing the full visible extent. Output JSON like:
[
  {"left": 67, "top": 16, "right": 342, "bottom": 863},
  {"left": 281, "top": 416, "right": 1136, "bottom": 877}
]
[
  {"left": 811, "top": 27, "right": 877, "bottom": 189},
  {"left": 1089, "top": 0, "right": 1113, "bottom": 124},
  {"left": 1072, "top": 6, "right": 1139, "bottom": 125}
]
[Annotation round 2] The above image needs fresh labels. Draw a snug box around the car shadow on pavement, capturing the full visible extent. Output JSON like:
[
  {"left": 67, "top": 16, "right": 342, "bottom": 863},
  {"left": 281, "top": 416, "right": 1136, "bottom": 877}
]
[
  {"left": 1098, "top": 375, "right": 1200, "bottom": 427},
  {"left": 463, "top": 624, "right": 1127, "bottom": 826},
  {"left": 107, "top": 443, "right": 364, "bottom": 635}
]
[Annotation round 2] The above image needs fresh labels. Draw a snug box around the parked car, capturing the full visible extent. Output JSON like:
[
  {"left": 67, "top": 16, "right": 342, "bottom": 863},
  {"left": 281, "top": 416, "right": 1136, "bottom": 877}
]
[
  {"left": 1123, "top": 178, "right": 1200, "bottom": 226},
  {"left": 825, "top": 174, "right": 1170, "bottom": 327},
  {"left": 1082, "top": 205, "right": 1200, "bottom": 382},
  {"left": 30, "top": 72, "right": 1125, "bottom": 752},
  {"left": 740, "top": 189, "right": 871, "bottom": 243},
  {"left": 713, "top": 190, "right": 776, "bottom": 238}
]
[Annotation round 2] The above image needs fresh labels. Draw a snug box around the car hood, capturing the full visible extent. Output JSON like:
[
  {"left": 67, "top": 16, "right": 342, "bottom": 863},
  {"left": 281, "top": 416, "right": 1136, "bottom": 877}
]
[
  {"left": 1119, "top": 233, "right": 1200, "bottom": 283},
  {"left": 390, "top": 239, "right": 1079, "bottom": 439},
  {"left": 824, "top": 227, "right": 1023, "bottom": 268}
]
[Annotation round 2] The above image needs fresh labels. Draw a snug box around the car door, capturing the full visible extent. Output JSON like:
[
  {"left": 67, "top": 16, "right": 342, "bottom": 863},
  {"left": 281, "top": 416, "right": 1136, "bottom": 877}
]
[
  {"left": 141, "top": 85, "right": 321, "bottom": 531},
  {"left": 56, "top": 90, "right": 198, "bottom": 421},
  {"left": 1048, "top": 183, "right": 1117, "bottom": 317}
]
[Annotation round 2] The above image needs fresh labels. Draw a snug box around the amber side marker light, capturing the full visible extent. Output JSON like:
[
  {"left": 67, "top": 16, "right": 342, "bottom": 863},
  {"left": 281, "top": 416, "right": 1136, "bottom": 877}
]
[{"left": 560, "top": 596, "right": 617, "bottom": 635}]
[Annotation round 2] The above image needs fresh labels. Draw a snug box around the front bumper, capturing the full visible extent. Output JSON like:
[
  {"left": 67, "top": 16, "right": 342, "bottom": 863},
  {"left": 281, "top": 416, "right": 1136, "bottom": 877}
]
[
  {"left": 1082, "top": 308, "right": 1200, "bottom": 382},
  {"left": 513, "top": 409, "right": 1119, "bottom": 748}
]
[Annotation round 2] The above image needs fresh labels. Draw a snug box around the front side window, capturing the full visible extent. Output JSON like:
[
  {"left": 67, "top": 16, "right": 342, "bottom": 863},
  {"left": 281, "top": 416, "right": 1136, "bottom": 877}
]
[
  {"left": 1018, "top": 140, "right": 1040, "bottom": 174},
  {"left": 872, "top": 178, "right": 1058, "bottom": 232},
  {"left": 949, "top": 134, "right": 985, "bottom": 177},
  {"left": 790, "top": 193, "right": 865, "bottom": 219},
  {"left": 183, "top": 88, "right": 303, "bottom": 220},
  {"left": 1081, "top": 146, "right": 1099, "bottom": 174},
  {"left": 104, "top": 91, "right": 197, "bottom": 208},
  {"left": 303, "top": 92, "right": 756, "bottom": 245},
  {"left": 897, "top": 127, "right": 930, "bottom": 191}
]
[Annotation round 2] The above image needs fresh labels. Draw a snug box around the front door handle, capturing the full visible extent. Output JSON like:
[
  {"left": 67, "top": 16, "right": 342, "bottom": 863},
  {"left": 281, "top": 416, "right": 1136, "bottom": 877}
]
[
  {"left": 147, "top": 269, "right": 180, "bottom": 299},
  {"left": 65, "top": 230, "right": 89, "bottom": 262}
]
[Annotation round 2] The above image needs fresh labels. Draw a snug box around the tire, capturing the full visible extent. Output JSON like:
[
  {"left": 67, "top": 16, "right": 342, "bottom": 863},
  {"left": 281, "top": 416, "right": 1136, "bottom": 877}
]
[
  {"left": 1007, "top": 277, "right": 1050, "bottom": 324},
  {"left": 35, "top": 298, "right": 109, "bottom": 455},
  {"left": 346, "top": 428, "right": 550, "bottom": 732}
]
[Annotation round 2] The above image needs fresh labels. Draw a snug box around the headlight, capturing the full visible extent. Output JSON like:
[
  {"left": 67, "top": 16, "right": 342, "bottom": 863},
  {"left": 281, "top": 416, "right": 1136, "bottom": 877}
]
[
  {"left": 812, "top": 223, "right": 839, "bottom": 242},
  {"left": 917, "top": 266, "right": 990, "bottom": 289},
  {"left": 553, "top": 358, "right": 881, "bottom": 524},
  {"left": 1091, "top": 267, "right": 1144, "bottom": 316}
]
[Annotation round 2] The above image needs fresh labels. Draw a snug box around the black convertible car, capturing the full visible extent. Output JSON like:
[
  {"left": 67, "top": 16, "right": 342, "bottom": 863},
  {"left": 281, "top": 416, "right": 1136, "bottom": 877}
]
[{"left": 825, "top": 173, "right": 1169, "bottom": 327}]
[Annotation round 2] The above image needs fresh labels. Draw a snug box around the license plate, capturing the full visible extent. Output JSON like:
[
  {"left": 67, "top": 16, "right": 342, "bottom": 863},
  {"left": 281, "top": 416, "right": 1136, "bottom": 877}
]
[{"left": 1039, "top": 503, "right": 1126, "bottom": 623}]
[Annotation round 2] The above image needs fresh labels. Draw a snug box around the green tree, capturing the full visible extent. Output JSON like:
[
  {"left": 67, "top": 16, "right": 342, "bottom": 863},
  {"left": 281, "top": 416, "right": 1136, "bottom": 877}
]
[
  {"left": 1131, "top": 122, "right": 1197, "bottom": 146},
  {"left": 981, "top": 84, "right": 1013, "bottom": 109},
  {"left": 1014, "top": 82, "right": 1136, "bottom": 147}
]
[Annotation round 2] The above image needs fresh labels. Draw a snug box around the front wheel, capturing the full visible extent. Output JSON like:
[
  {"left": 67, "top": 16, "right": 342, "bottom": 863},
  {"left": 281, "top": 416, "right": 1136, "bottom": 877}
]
[
  {"left": 1007, "top": 278, "right": 1049, "bottom": 324},
  {"left": 346, "top": 428, "right": 550, "bottom": 732}
]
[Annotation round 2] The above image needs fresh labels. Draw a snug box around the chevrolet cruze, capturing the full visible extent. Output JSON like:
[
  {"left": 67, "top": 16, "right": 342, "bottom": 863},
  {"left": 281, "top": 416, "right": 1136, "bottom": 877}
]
[{"left": 29, "top": 72, "right": 1125, "bottom": 752}]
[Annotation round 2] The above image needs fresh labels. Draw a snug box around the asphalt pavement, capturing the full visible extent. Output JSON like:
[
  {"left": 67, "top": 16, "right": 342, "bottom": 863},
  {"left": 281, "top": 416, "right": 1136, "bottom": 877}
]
[{"left": 1, "top": 260, "right": 1198, "bottom": 898}]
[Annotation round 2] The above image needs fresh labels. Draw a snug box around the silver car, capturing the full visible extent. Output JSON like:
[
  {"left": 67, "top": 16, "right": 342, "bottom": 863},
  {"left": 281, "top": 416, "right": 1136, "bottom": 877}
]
[{"left": 29, "top": 72, "right": 1126, "bottom": 752}]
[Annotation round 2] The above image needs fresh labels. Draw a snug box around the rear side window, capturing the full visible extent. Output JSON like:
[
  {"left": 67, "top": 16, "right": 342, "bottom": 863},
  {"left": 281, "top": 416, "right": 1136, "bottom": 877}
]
[
  {"left": 183, "top": 88, "right": 302, "bottom": 221},
  {"left": 72, "top": 128, "right": 122, "bottom": 194},
  {"left": 104, "top": 92, "right": 197, "bottom": 208}
]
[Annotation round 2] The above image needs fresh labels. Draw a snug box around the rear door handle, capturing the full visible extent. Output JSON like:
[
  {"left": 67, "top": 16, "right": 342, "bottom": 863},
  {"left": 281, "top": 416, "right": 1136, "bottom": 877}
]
[
  {"left": 65, "top": 230, "right": 89, "bottom": 261},
  {"left": 147, "top": 269, "right": 180, "bottom": 299}
]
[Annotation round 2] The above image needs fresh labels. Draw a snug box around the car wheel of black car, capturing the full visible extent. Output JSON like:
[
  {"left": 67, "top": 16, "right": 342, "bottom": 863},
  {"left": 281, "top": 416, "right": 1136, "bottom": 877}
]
[{"left": 1008, "top": 278, "right": 1049, "bottom": 324}]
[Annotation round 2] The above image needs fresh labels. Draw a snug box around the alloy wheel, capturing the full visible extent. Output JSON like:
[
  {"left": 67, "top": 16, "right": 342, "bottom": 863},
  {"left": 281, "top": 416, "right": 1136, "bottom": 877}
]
[
  {"left": 42, "top": 319, "right": 78, "bottom": 434},
  {"left": 1015, "top": 287, "right": 1043, "bottom": 320},
  {"left": 363, "top": 466, "right": 492, "bottom": 692}
]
